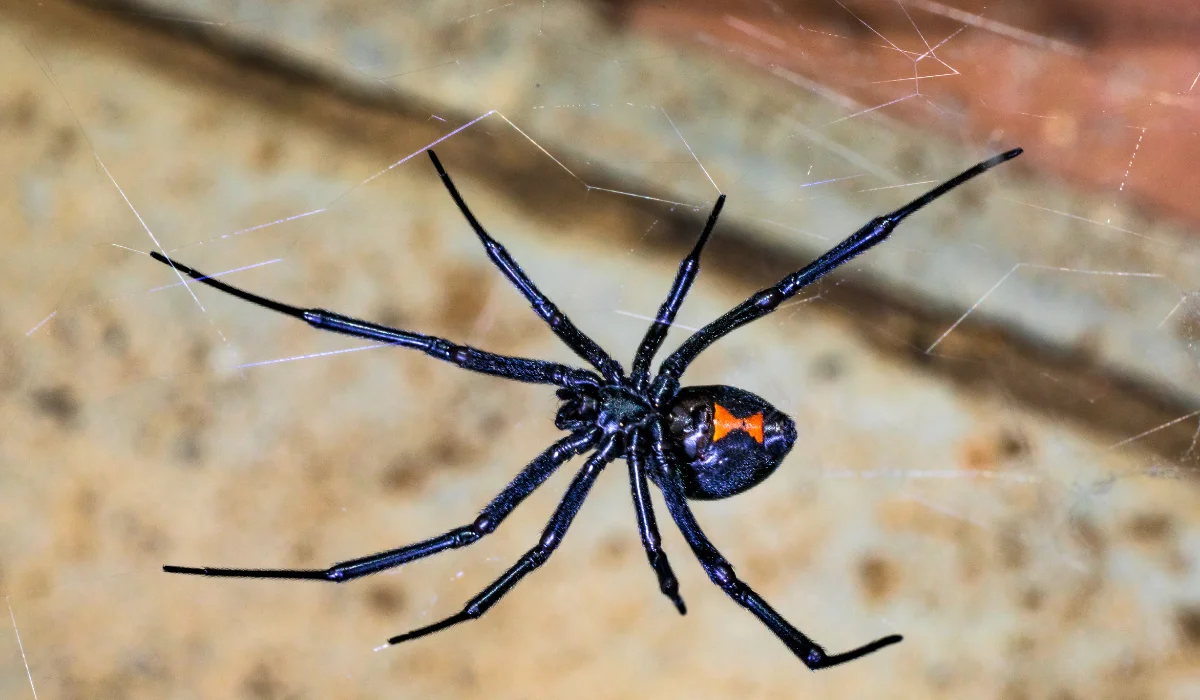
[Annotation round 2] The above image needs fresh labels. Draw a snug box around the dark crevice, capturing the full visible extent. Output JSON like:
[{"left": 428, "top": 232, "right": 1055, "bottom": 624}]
[{"left": 12, "top": 0, "right": 1197, "bottom": 467}]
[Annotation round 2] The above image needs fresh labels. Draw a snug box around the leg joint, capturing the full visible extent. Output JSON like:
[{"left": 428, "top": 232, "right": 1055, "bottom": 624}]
[
  {"left": 751, "top": 289, "right": 784, "bottom": 311},
  {"left": 539, "top": 305, "right": 565, "bottom": 329},
  {"left": 536, "top": 533, "right": 560, "bottom": 554},
  {"left": 471, "top": 514, "right": 497, "bottom": 535},
  {"left": 706, "top": 561, "right": 739, "bottom": 591}
]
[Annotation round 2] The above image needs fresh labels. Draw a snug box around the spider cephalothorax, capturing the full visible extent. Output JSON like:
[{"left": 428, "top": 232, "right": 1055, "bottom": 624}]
[
  {"left": 155, "top": 146, "right": 1021, "bottom": 670},
  {"left": 555, "top": 384, "right": 654, "bottom": 437}
]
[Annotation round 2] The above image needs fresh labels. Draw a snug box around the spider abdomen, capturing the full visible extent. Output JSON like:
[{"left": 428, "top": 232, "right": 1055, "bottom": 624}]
[{"left": 666, "top": 386, "right": 797, "bottom": 500}]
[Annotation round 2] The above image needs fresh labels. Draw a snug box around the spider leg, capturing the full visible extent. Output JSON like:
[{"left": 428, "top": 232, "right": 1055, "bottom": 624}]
[
  {"left": 388, "top": 437, "right": 619, "bottom": 645},
  {"left": 149, "top": 252, "right": 600, "bottom": 391},
  {"left": 426, "top": 150, "right": 624, "bottom": 382},
  {"left": 650, "top": 148, "right": 1022, "bottom": 403},
  {"left": 646, "top": 425, "right": 901, "bottom": 670},
  {"left": 627, "top": 432, "right": 686, "bottom": 613},
  {"left": 163, "top": 429, "right": 600, "bottom": 582},
  {"left": 630, "top": 195, "right": 725, "bottom": 390}
]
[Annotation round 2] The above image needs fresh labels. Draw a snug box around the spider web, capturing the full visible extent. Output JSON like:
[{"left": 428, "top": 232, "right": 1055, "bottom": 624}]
[{"left": 2, "top": 0, "right": 1200, "bottom": 698}]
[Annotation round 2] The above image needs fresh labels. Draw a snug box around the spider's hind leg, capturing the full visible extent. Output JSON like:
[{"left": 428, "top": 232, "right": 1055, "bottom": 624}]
[
  {"left": 648, "top": 425, "right": 900, "bottom": 670},
  {"left": 650, "top": 148, "right": 1023, "bottom": 402}
]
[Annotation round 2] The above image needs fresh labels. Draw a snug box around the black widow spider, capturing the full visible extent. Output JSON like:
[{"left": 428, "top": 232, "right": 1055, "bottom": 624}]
[{"left": 155, "top": 146, "right": 1021, "bottom": 670}]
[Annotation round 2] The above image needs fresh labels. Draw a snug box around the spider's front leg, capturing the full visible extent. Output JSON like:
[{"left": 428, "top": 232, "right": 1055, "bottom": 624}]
[
  {"left": 387, "top": 438, "right": 620, "bottom": 645},
  {"left": 148, "top": 252, "right": 601, "bottom": 392},
  {"left": 426, "top": 150, "right": 624, "bottom": 382},
  {"left": 163, "top": 429, "right": 599, "bottom": 582}
]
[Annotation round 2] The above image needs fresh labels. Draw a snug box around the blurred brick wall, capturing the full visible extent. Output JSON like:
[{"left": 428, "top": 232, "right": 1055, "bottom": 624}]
[{"left": 603, "top": 0, "right": 1200, "bottom": 228}]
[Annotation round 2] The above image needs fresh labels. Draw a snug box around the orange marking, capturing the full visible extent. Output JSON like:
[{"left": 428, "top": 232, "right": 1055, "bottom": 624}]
[{"left": 713, "top": 404, "right": 764, "bottom": 444}]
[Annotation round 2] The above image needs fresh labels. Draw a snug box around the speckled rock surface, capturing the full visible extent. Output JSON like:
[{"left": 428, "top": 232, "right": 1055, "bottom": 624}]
[
  {"left": 0, "top": 2, "right": 1198, "bottom": 699},
  {"left": 70, "top": 0, "right": 1200, "bottom": 416}
]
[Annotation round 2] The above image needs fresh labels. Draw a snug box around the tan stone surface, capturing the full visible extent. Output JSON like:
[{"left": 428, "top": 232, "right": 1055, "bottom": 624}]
[
  {"left": 0, "top": 2, "right": 1197, "bottom": 699},
  {"left": 99, "top": 0, "right": 1200, "bottom": 413}
]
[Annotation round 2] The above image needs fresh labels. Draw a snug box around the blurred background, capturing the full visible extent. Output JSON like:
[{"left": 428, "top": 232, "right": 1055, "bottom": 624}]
[{"left": 1, "top": 0, "right": 1199, "bottom": 698}]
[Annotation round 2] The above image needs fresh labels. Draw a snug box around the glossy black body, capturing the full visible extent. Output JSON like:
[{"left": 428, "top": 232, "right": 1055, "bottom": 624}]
[
  {"left": 155, "top": 147, "right": 1022, "bottom": 670},
  {"left": 666, "top": 386, "right": 797, "bottom": 500}
]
